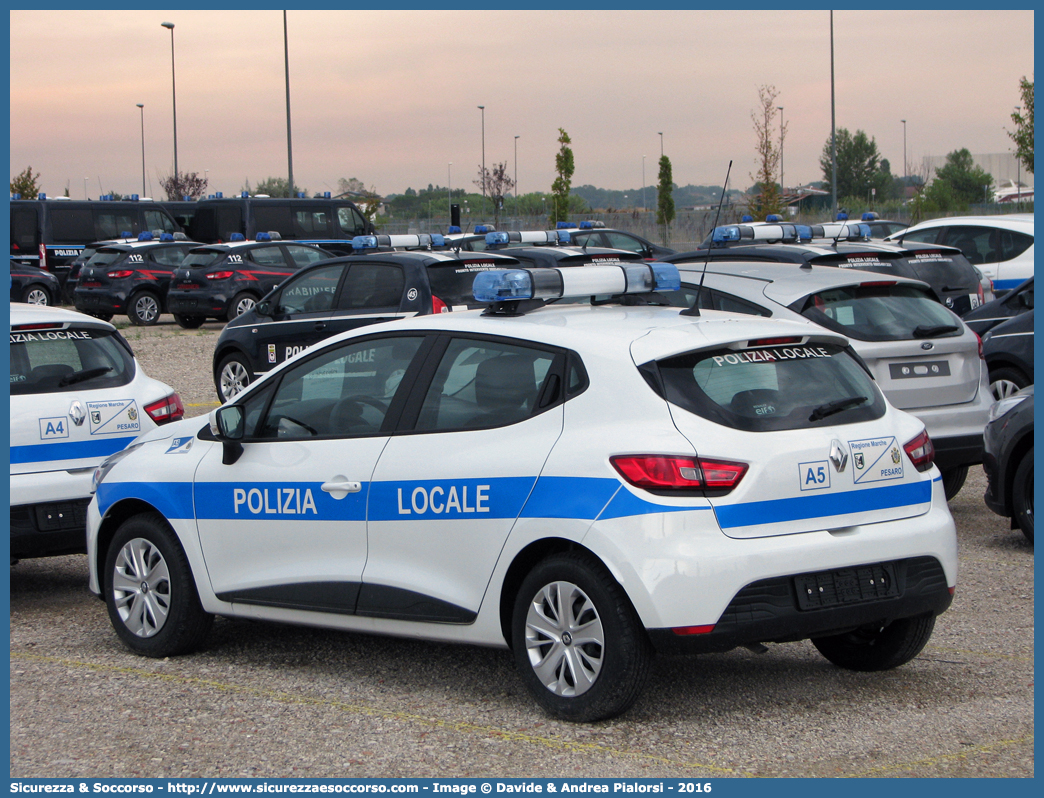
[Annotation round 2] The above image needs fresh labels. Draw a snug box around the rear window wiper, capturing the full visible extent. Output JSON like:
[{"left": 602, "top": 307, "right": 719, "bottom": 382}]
[
  {"left": 809, "top": 396, "right": 867, "bottom": 422},
  {"left": 58, "top": 366, "right": 113, "bottom": 387},
  {"left": 913, "top": 324, "right": 961, "bottom": 338}
]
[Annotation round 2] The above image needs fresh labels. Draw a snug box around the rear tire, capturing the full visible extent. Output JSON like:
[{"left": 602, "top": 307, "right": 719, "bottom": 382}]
[
  {"left": 941, "top": 465, "right": 968, "bottom": 500},
  {"left": 1011, "top": 447, "right": 1033, "bottom": 543},
  {"left": 129, "top": 291, "right": 161, "bottom": 326},
  {"left": 512, "top": 551, "right": 651, "bottom": 722},
  {"left": 173, "top": 313, "right": 205, "bottom": 329},
  {"left": 103, "top": 512, "right": 212, "bottom": 657},
  {"left": 227, "top": 292, "right": 257, "bottom": 321},
  {"left": 812, "top": 613, "right": 936, "bottom": 671},
  {"left": 989, "top": 366, "right": 1029, "bottom": 401}
]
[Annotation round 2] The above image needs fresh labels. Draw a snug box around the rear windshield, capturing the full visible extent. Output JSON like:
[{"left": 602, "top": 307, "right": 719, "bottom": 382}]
[
  {"left": 656, "top": 342, "right": 885, "bottom": 432},
  {"left": 899, "top": 249, "right": 978, "bottom": 289},
  {"left": 427, "top": 260, "right": 505, "bottom": 306},
  {"left": 10, "top": 327, "right": 135, "bottom": 395},
  {"left": 182, "top": 250, "right": 226, "bottom": 268},
  {"left": 794, "top": 284, "right": 962, "bottom": 342},
  {"left": 85, "top": 250, "right": 125, "bottom": 267}
]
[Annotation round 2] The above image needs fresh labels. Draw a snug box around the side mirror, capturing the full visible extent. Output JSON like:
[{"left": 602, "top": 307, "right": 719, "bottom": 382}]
[
  {"left": 255, "top": 299, "right": 272, "bottom": 317},
  {"left": 1019, "top": 290, "right": 1034, "bottom": 310},
  {"left": 209, "top": 406, "right": 245, "bottom": 464}
]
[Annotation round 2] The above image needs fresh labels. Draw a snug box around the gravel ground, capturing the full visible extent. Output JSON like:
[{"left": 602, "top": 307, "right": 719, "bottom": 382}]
[{"left": 9, "top": 317, "right": 1035, "bottom": 778}]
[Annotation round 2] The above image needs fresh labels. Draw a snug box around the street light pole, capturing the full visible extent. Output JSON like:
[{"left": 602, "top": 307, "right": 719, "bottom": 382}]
[
  {"left": 478, "top": 105, "right": 486, "bottom": 218},
  {"left": 642, "top": 155, "right": 646, "bottom": 211},
  {"left": 283, "top": 11, "right": 294, "bottom": 198},
  {"left": 658, "top": 132, "right": 663, "bottom": 158},
  {"left": 514, "top": 135, "right": 519, "bottom": 219},
  {"left": 136, "top": 104, "right": 146, "bottom": 196},
  {"left": 448, "top": 163, "right": 452, "bottom": 223},
  {"left": 160, "top": 22, "right": 178, "bottom": 188},
  {"left": 1014, "top": 106, "right": 1021, "bottom": 209},
  {"left": 84, "top": 176, "right": 88, "bottom": 201},
  {"left": 829, "top": 11, "right": 837, "bottom": 215}
]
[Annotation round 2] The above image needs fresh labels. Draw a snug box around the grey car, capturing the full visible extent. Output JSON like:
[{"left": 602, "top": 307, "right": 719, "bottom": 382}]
[{"left": 658, "top": 260, "right": 994, "bottom": 500}]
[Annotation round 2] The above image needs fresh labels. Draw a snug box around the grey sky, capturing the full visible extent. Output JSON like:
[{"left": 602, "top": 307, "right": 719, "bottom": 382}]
[{"left": 9, "top": 9, "right": 1034, "bottom": 200}]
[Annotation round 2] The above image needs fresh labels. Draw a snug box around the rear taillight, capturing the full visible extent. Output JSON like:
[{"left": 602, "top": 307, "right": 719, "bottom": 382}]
[
  {"left": 207, "top": 271, "right": 235, "bottom": 280},
  {"left": 610, "top": 454, "right": 747, "bottom": 492},
  {"left": 432, "top": 295, "right": 449, "bottom": 314},
  {"left": 903, "top": 429, "right": 935, "bottom": 472},
  {"left": 144, "top": 393, "right": 185, "bottom": 425},
  {"left": 974, "top": 331, "right": 984, "bottom": 360},
  {"left": 977, "top": 282, "right": 985, "bottom": 304},
  {"left": 39, "top": 243, "right": 47, "bottom": 270},
  {"left": 107, "top": 270, "right": 135, "bottom": 279}
]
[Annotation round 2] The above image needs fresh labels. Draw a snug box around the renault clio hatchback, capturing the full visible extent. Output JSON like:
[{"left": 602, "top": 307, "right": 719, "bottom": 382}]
[{"left": 88, "top": 263, "right": 956, "bottom": 722}]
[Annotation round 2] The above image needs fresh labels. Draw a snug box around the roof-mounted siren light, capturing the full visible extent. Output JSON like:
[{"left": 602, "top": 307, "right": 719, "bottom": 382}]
[
  {"left": 131, "top": 194, "right": 140, "bottom": 201},
  {"left": 448, "top": 225, "right": 462, "bottom": 234},
  {"left": 159, "top": 233, "right": 174, "bottom": 241},
  {"left": 862, "top": 212, "right": 879, "bottom": 221},
  {"left": 11, "top": 193, "right": 21, "bottom": 200},
  {"left": 474, "top": 224, "right": 496, "bottom": 234},
  {"left": 741, "top": 215, "right": 753, "bottom": 223},
  {"left": 816, "top": 222, "right": 871, "bottom": 241},
  {"left": 183, "top": 195, "right": 192, "bottom": 201},
  {"left": 485, "top": 230, "right": 561, "bottom": 248},
  {"left": 137, "top": 231, "right": 154, "bottom": 241},
  {"left": 556, "top": 222, "right": 577, "bottom": 229},
  {"left": 229, "top": 233, "right": 246, "bottom": 242},
  {"left": 324, "top": 192, "right": 331, "bottom": 199},
  {"left": 473, "top": 263, "right": 681, "bottom": 314},
  {"left": 430, "top": 234, "right": 445, "bottom": 247},
  {"left": 215, "top": 192, "right": 223, "bottom": 199},
  {"left": 173, "top": 232, "right": 188, "bottom": 241},
  {"left": 267, "top": 231, "right": 282, "bottom": 240},
  {"left": 836, "top": 211, "right": 849, "bottom": 221},
  {"left": 765, "top": 214, "right": 782, "bottom": 223},
  {"left": 710, "top": 225, "right": 755, "bottom": 245},
  {"left": 255, "top": 232, "right": 272, "bottom": 242},
  {"left": 578, "top": 220, "right": 606, "bottom": 229},
  {"left": 120, "top": 231, "right": 133, "bottom": 238}
]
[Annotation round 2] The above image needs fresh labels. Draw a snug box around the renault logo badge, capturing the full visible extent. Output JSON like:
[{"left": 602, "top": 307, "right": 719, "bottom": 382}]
[
  {"left": 921, "top": 342, "right": 934, "bottom": 350},
  {"left": 829, "top": 440, "right": 848, "bottom": 473}
]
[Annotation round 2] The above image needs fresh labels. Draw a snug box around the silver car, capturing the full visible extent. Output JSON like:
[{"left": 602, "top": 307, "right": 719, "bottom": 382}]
[{"left": 661, "top": 260, "right": 993, "bottom": 500}]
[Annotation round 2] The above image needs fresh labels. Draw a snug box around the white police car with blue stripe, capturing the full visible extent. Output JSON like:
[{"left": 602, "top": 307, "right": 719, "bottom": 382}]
[{"left": 87, "top": 262, "right": 957, "bottom": 721}]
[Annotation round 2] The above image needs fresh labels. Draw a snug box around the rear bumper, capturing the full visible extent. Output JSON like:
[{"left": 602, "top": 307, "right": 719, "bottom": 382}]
[
  {"left": 648, "top": 555, "right": 952, "bottom": 654},
  {"left": 167, "top": 291, "right": 230, "bottom": 316},
  {"left": 74, "top": 288, "right": 127, "bottom": 314},
  {"left": 10, "top": 499, "right": 91, "bottom": 557},
  {"left": 932, "top": 433, "right": 986, "bottom": 471}
]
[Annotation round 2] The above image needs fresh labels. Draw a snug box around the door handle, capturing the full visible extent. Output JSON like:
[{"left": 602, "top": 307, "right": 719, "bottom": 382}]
[
  {"left": 314, "top": 322, "right": 327, "bottom": 331},
  {"left": 321, "top": 478, "right": 361, "bottom": 500}
]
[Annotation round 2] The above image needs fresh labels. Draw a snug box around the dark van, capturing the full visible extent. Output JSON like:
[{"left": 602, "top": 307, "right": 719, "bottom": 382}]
[
  {"left": 186, "top": 195, "right": 375, "bottom": 255},
  {"left": 10, "top": 197, "right": 182, "bottom": 293}
]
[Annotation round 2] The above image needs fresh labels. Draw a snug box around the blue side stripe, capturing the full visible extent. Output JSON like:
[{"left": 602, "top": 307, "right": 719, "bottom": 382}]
[
  {"left": 370, "top": 477, "right": 535, "bottom": 521},
  {"left": 520, "top": 477, "right": 620, "bottom": 519},
  {"left": 713, "top": 480, "right": 933, "bottom": 530},
  {"left": 993, "top": 278, "right": 1028, "bottom": 291},
  {"left": 194, "top": 481, "right": 368, "bottom": 522},
  {"left": 96, "top": 481, "right": 195, "bottom": 521},
  {"left": 11, "top": 436, "right": 138, "bottom": 465}
]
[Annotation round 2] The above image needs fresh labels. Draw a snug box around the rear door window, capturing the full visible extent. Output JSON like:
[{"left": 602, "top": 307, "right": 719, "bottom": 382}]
[
  {"left": 277, "top": 264, "right": 348, "bottom": 315},
  {"left": 246, "top": 246, "right": 289, "bottom": 268},
  {"left": 11, "top": 207, "right": 39, "bottom": 250},
  {"left": 94, "top": 210, "right": 139, "bottom": 240},
  {"left": 338, "top": 263, "right": 405, "bottom": 310},
  {"left": 143, "top": 209, "right": 178, "bottom": 234},
  {"left": 656, "top": 341, "right": 884, "bottom": 432},
  {"left": 293, "top": 208, "right": 330, "bottom": 237}
]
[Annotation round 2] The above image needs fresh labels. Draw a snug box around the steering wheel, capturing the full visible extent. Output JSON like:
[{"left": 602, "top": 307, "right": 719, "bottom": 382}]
[{"left": 329, "top": 395, "right": 389, "bottom": 432}]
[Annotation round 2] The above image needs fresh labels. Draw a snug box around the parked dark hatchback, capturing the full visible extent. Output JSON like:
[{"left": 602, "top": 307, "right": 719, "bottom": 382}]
[
  {"left": 963, "top": 277, "right": 1033, "bottom": 336},
  {"left": 981, "top": 309, "right": 1034, "bottom": 400},
  {"left": 165, "top": 236, "right": 335, "bottom": 327},
  {"left": 10, "top": 263, "right": 61, "bottom": 305},
  {"left": 493, "top": 245, "right": 646, "bottom": 271},
  {"left": 675, "top": 231, "right": 983, "bottom": 316},
  {"left": 72, "top": 233, "right": 198, "bottom": 324},
  {"left": 555, "top": 223, "right": 675, "bottom": 260},
  {"left": 211, "top": 249, "right": 524, "bottom": 401},
  {"left": 982, "top": 385, "right": 1033, "bottom": 543}
]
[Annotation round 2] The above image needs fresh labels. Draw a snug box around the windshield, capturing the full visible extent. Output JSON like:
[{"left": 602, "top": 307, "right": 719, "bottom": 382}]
[
  {"left": 656, "top": 342, "right": 885, "bottom": 432},
  {"left": 794, "top": 284, "right": 961, "bottom": 342},
  {"left": 10, "top": 327, "right": 135, "bottom": 395}
]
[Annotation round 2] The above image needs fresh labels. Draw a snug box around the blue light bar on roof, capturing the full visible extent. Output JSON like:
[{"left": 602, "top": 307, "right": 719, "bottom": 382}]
[
  {"left": 556, "top": 222, "right": 577, "bottom": 229},
  {"left": 350, "top": 234, "right": 439, "bottom": 250},
  {"left": 486, "top": 230, "right": 562, "bottom": 247},
  {"left": 472, "top": 262, "right": 681, "bottom": 304},
  {"left": 229, "top": 233, "right": 246, "bottom": 242},
  {"left": 159, "top": 233, "right": 174, "bottom": 241},
  {"left": 137, "top": 232, "right": 154, "bottom": 241},
  {"left": 741, "top": 215, "right": 753, "bottom": 223},
  {"left": 812, "top": 222, "right": 871, "bottom": 241},
  {"left": 474, "top": 224, "right": 496, "bottom": 234},
  {"left": 448, "top": 226, "right": 462, "bottom": 234},
  {"left": 765, "top": 214, "right": 782, "bottom": 223},
  {"left": 836, "top": 212, "right": 849, "bottom": 221},
  {"left": 862, "top": 212, "right": 879, "bottom": 221},
  {"left": 711, "top": 225, "right": 754, "bottom": 244},
  {"left": 255, "top": 232, "right": 272, "bottom": 241}
]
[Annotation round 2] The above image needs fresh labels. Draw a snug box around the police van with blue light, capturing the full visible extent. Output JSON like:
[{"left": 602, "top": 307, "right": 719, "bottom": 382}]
[
  {"left": 209, "top": 240, "right": 525, "bottom": 401},
  {"left": 10, "top": 304, "right": 183, "bottom": 561},
  {"left": 87, "top": 261, "right": 957, "bottom": 722}
]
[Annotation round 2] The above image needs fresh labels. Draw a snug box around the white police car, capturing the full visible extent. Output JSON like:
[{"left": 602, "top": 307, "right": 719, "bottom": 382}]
[
  {"left": 86, "top": 264, "right": 957, "bottom": 722},
  {"left": 10, "top": 304, "right": 184, "bottom": 561}
]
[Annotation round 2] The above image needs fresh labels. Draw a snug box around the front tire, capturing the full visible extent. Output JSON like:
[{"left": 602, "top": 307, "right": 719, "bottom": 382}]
[
  {"left": 512, "top": 551, "right": 651, "bottom": 722},
  {"left": 103, "top": 512, "right": 212, "bottom": 657},
  {"left": 1011, "top": 447, "right": 1033, "bottom": 543},
  {"left": 812, "top": 613, "right": 936, "bottom": 671},
  {"left": 941, "top": 465, "right": 968, "bottom": 501},
  {"left": 227, "top": 292, "right": 257, "bottom": 321},
  {"left": 129, "top": 291, "right": 161, "bottom": 326},
  {"left": 216, "top": 352, "right": 252, "bottom": 402},
  {"left": 22, "top": 285, "right": 51, "bottom": 305}
]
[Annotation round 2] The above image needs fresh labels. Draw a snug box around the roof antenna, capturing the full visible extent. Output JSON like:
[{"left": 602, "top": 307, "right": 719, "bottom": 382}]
[{"left": 681, "top": 160, "right": 731, "bottom": 317}]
